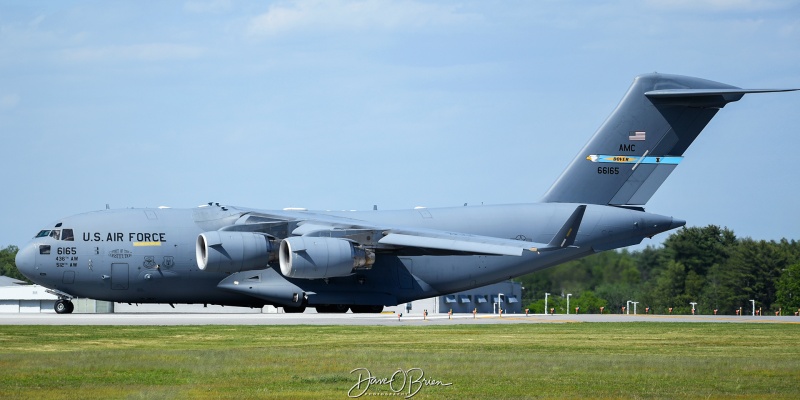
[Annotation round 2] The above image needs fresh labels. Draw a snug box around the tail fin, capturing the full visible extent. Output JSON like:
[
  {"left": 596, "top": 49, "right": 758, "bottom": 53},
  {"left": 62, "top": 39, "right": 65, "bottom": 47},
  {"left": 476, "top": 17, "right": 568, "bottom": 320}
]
[{"left": 541, "top": 73, "right": 796, "bottom": 205}]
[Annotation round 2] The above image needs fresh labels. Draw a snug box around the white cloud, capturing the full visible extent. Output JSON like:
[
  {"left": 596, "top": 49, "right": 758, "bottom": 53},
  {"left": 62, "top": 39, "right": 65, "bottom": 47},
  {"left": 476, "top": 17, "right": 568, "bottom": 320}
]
[
  {"left": 184, "top": 0, "right": 232, "bottom": 13},
  {"left": 246, "top": 0, "right": 480, "bottom": 37},
  {"left": 645, "top": 0, "right": 793, "bottom": 12},
  {"left": 1, "top": 94, "right": 20, "bottom": 109},
  {"left": 29, "top": 15, "right": 46, "bottom": 29},
  {"left": 779, "top": 20, "right": 800, "bottom": 37},
  {"left": 59, "top": 43, "right": 205, "bottom": 63}
]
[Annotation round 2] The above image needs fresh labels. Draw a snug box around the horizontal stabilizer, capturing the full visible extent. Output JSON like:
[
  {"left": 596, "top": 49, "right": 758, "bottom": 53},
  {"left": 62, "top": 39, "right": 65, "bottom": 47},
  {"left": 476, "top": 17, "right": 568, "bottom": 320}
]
[
  {"left": 645, "top": 88, "right": 799, "bottom": 107},
  {"left": 645, "top": 88, "right": 798, "bottom": 97}
]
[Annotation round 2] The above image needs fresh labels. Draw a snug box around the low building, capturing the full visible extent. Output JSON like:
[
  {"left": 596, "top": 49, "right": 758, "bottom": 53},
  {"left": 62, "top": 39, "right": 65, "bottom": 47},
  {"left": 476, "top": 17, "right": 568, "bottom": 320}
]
[
  {"left": 0, "top": 276, "right": 59, "bottom": 313},
  {"left": 0, "top": 276, "right": 115, "bottom": 313},
  {"left": 385, "top": 281, "right": 523, "bottom": 315}
]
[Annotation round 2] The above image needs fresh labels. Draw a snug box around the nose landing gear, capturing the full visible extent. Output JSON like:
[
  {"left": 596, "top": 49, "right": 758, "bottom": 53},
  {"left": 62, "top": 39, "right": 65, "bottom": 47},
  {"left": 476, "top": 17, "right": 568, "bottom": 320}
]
[
  {"left": 54, "top": 299, "right": 75, "bottom": 314},
  {"left": 46, "top": 288, "right": 76, "bottom": 314}
]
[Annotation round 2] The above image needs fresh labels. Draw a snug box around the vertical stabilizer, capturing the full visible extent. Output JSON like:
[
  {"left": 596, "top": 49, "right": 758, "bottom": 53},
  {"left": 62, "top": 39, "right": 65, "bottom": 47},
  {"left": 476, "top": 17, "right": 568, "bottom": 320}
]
[{"left": 540, "top": 73, "right": 795, "bottom": 205}]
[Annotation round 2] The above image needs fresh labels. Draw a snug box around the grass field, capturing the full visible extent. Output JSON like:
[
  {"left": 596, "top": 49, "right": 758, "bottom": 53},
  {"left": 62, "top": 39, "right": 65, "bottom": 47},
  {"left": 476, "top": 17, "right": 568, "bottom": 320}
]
[{"left": 0, "top": 323, "right": 798, "bottom": 399}]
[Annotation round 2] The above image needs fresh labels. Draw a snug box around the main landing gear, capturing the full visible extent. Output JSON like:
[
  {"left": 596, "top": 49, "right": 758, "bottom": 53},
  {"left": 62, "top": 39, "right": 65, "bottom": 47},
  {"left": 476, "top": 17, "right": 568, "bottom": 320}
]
[
  {"left": 315, "top": 304, "right": 351, "bottom": 313},
  {"left": 349, "top": 305, "right": 384, "bottom": 314},
  {"left": 54, "top": 299, "right": 75, "bottom": 314},
  {"left": 283, "top": 305, "right": 307, "bottom": 313}
]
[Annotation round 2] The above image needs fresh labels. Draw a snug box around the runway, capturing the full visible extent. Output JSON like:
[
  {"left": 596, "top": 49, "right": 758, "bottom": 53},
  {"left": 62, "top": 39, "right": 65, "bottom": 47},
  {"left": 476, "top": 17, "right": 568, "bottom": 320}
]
[{"left": 1, "top": 312, "right": 798, "bottom": 326}]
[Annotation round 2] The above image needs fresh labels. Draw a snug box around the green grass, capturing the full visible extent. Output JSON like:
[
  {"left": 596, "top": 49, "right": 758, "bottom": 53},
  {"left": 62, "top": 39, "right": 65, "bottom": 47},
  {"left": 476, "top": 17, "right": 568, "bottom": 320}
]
[{"left": 0, "top": 323, "right": 798, "bottom": 399}]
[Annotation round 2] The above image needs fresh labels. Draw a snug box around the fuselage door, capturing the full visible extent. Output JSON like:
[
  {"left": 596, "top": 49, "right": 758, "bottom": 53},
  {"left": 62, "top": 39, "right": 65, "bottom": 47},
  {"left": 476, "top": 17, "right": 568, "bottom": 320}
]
[{"left": 111, "top": 263, "right": 129, "bottom": 290}]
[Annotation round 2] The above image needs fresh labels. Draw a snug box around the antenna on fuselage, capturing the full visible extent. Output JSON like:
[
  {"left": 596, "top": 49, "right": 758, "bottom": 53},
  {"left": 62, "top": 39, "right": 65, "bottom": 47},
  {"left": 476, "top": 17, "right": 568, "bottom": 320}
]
[{"left": 106, "top": 204, "right": 109, "bottom": 210}]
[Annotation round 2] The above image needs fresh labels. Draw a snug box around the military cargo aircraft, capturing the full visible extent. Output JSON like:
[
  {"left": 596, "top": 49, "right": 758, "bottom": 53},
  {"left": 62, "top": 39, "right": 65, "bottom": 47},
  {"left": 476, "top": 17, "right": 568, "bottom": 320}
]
[{"left": 15, "top": 74, "right": 796, "bottom": 314}]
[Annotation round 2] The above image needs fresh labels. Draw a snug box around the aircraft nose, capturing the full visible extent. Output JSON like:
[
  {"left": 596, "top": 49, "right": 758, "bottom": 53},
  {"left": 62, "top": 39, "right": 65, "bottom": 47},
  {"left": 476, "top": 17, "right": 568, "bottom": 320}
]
[{"left": 15, "top": 244, "right": 37, "bottom": 280}]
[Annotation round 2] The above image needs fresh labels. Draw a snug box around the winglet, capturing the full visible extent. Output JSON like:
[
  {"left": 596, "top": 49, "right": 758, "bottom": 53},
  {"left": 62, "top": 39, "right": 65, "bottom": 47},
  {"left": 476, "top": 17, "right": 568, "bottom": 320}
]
[{"left": 546, "top": 205, "right": 586, "bottom": 249}]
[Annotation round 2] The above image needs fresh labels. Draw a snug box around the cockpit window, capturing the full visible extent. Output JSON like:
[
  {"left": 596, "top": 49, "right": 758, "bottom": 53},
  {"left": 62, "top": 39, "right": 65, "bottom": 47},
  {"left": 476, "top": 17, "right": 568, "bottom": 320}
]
[
  {"left": 39, "top": 245, "right": 51, "bottom": 255},
  {"left": 34, "top": 229, "right": 74, "bottom": 241},
  {"left": 36, "top": 228, "right": 75, "bottom": 242}
]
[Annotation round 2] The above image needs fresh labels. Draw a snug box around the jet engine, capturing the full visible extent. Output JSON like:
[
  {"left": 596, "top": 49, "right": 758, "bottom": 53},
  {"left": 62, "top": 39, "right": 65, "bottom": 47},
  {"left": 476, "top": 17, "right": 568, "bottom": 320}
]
[
  {"left": 196, "top": 231, "right": 275, "bottom": 273},
  {"left": 279, "top": 236, "right": 374, "bottom": 279}
]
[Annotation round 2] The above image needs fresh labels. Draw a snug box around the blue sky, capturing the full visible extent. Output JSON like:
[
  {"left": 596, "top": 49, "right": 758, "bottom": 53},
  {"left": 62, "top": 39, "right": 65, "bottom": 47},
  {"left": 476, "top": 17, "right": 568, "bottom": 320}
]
[{"left": 1, "top": 0, "right": 799, "bottom": 249}]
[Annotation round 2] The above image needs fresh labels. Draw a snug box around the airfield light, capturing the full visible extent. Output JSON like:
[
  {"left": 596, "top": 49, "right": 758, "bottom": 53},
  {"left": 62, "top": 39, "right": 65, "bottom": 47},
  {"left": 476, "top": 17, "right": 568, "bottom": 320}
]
[
  {"left": 567, "top": 294, "right": 572, "bottom": 315},
  {"left": 496, "top": 293, "right": 504, "bottom": 315},
  {"left": 545, "top": 293, "right": 550, "bottom": 315}
]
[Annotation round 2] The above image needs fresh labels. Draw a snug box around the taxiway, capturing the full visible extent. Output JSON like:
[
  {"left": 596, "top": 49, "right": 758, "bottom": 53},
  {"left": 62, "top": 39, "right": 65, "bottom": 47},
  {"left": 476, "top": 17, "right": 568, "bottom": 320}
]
[{"left": 1, "top": 313, "right": 797, "bottom": 326}]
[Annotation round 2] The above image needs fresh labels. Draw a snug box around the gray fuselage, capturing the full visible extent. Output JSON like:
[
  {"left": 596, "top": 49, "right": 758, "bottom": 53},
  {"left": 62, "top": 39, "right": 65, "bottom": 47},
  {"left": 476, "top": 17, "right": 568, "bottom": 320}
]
[{"left": 15, "top": 203, "right": 680, "bottom": 308}]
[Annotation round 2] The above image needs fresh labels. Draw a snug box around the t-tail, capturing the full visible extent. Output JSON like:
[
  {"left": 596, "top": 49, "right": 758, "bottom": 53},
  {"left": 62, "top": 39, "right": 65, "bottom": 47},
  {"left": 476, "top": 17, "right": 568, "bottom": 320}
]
[{"left": 541, "top": 73, "right": 797, "bottom": 206}]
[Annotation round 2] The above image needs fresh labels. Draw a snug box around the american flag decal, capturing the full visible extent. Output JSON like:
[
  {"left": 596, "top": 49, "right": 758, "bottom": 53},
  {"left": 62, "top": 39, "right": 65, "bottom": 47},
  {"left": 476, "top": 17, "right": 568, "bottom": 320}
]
[{"left": 629, "top": 131, "right": 646, "bottom": 141}]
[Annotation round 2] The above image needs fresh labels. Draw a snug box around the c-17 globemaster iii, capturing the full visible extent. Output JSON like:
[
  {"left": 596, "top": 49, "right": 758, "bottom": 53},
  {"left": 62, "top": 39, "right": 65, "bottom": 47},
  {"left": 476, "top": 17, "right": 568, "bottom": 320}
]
[{"left": 14, "top": 74, "right": 797, "bottom": 314}]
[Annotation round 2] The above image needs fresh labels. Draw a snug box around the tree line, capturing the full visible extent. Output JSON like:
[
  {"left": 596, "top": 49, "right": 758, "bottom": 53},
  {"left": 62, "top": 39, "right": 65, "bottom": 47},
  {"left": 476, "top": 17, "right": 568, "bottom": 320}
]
[
  {"left": 0, "top": 246, "right": 30, "bottom": 283},
  {"left": 517, "top": 225, "right": 800, "bottom": 315}
]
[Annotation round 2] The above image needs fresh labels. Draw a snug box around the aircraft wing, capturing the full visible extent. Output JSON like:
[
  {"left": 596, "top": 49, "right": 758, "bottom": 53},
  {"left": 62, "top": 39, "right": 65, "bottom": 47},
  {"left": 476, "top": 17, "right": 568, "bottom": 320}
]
[
  {"left": 233, "top": 205, "right": 586, "bottom": 256},
  {"left": 378, "top": 205, "right": 586, "bottom": 255},
  {"left": 378, "top": 231, "right": 537, "bottom": 256}
]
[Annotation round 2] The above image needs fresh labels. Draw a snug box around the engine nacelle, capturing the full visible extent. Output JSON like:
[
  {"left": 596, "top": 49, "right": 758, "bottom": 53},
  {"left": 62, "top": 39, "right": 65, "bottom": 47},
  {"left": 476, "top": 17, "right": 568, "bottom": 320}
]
[
  {"left": 196, "top": 231, "right": 275, "bottom": 273},
  {"left": 279, "top": 236, "right": 374, "bottom": 279}
]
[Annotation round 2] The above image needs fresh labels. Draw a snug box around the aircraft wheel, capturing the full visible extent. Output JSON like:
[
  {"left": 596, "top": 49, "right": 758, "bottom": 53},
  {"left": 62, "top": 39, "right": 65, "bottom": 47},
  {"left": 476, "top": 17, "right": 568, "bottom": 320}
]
[
  {"left": 54, "top": 300, "right": 73, "bottom": 314},
  {"left": 350, "top": 305, "right": 384, "bottom": 314},
  {"left": 316, "top": 304, "right": 350, "bottom": 313},
  {"left": 283, "top": 305, "right": 307, "bottom": 313}
]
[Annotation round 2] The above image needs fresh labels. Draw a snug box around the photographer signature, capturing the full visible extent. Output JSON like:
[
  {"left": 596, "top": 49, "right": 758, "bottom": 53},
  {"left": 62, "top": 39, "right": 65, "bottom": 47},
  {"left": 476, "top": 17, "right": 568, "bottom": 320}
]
[{"left": 348, "top": 367, "right": 453, "bottom": 398}]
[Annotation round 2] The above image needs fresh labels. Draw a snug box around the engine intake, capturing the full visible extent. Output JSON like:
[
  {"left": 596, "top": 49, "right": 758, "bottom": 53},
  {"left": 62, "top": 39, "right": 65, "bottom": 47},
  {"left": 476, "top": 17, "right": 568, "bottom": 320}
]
[
  {"left": 196, "top": 231, "right": 275, "bottom": 273},
  {"left": 279, "top": 237, "right": 374, "bottom": 279}
]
